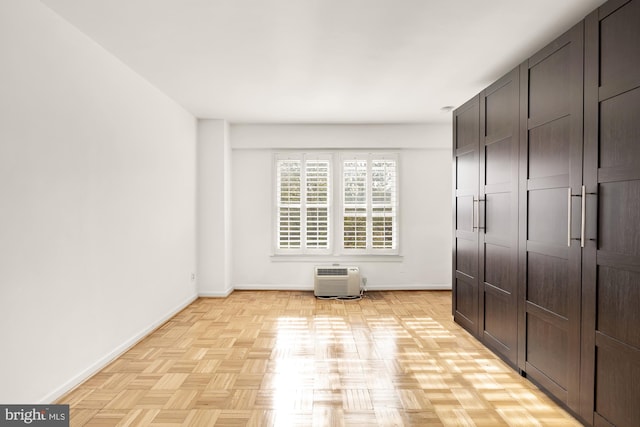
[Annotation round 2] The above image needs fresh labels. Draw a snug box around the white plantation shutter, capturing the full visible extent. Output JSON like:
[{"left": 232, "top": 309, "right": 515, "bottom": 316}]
[
  {"left": 275, "top": 152, "right": 397, "bottom": 255},
  {"left": 343, "top": 160, "right": 368, "bottom": 249},
  {"left": 276, "top": 154, "right": 332, "bottom": 253},
  {"left": 305, "top": 160, "right": 330, "bottom": 248},
  {"left": 277, "top": 159, "right": 301, "bottom": 249},
  {"left": 342, "top": 154, "right": 398, "bottom": 253},
  {"left": 371, "top": 160, "right": 397, "bottom": 249}
]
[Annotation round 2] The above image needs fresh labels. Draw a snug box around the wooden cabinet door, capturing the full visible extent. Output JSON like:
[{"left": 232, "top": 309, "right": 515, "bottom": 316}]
[
  {"left": 479, "top": 68, "right": 520, "bottom": 366},
  {"left": 581, "top": 1, "right": 640, "bottom": 425},
  {"left": 453, "top": 96, "right": 480, "bottom": 336},
  {"left": 518, "top": 22, "right": 584, "bottom": 411}
]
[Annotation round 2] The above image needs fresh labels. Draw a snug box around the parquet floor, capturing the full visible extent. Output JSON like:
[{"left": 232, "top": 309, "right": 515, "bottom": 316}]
[{"left": 58, "top": 291, "right": 582, "bottom": 426}]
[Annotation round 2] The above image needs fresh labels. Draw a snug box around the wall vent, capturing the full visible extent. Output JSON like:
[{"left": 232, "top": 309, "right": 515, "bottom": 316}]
[{"left": 316, "top": 268, "right": 348, "bottom": 276}]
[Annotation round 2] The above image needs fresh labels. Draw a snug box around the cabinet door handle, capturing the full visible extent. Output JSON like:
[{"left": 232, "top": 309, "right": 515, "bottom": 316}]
[
  {"left": 581, "top": 185, "right": 586, "bottom": 248},
  {"left": 472, "top": 198, "right": 478, "bottom": 230},
  {"left": 473, "top": 198, "right": 485, "bottom": 231},
  {"left": 567, "top": 188, "right": 572, "bottom": 247}
]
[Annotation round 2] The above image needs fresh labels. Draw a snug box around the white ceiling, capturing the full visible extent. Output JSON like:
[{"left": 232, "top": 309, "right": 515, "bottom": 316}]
[{"left": 40, "top": 0, "right": 605, "bottom": 123}]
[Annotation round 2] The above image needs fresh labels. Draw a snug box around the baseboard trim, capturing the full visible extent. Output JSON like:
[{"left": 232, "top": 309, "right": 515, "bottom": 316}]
[
  {"left": 198, "top": 287, "right": 234, "bottom": 298},
  {"left": 366, "top": 283, "right": 452, "bottom": 291},
  {"left": 234, "top": 284, "right": 312, "bottom": 291},
  {"left": 233, "top": 284, "right": 452, "bottom": 291},
  {"left": 46, "top": 293, "right": 198, "bottom": 404}
]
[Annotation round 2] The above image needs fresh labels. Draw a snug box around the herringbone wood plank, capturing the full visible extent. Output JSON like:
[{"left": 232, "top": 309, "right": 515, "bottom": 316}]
[{"left": 58, "top": 291, "right": 581, "bottom": 426}]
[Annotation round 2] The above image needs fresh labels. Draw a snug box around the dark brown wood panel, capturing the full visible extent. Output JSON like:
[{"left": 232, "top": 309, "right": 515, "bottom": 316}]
[
  {"left": 456, "top": 102, "right": 480, "bottom": 149},
  {"left": 594, "top": 344, "right": 640, "bottom": 427},
  {"left": 527, "top": 188, "right": 568, "bottom": 246},
  {"left": 456, "top": 196, "right": 474, "bottom": 232},
  {"left": 600, "top": 0, "right": 640, "bottom": 90},
  {"left": 582, "top": 2, "right": 640, "bottom": 424},
  {"left": 528, "top": 117, "right": 570, "bottom": 179},
  {"left": 484, "top": 193, "right": 510, "bottom": 240},
  {"left": 484, "top": 244, "right": 510, "bottom": 292},
  {"left": 455, "top": 277, "right": 477, "bottom": 327},
  {"left": 519, "top": 22, "right": 583, "bottom": 413},
  {"left": 526, "top": 315, "right": 569, "bottom": 388},
  {"left": 527, "top": 252, "right": 569, "bottom": 318},
  {"left": 479, "top": 68, "right": 519, "bottom": 366},
  {"left": 597, "top": 267, "right": 640, "bottom": 349},
  {"left": 456, "top": 151, "right": 476, "bottom": 191},
  {"left": 485, "top": 85, "right": 512, "bottom": 139},
  {"left": 485, "top": 137, "right": 512, "bottom": 185},
  {"left": 528, "top": 44, "right": 571, "bottom": 121},
  {"left": 599, "top": 181, "right": 640, "bottom": 256},
  {"left": 456, "top": 238, "right": 478, "bottom": 277},
  {"left": 453, "top": 96, "right": 480, "bottom": 335},
  {"left": 599, "top": 87, "right": 640, "bottom": 169},
  {"left": 484, "top": 289, "right": 511, "bottom": 351}
]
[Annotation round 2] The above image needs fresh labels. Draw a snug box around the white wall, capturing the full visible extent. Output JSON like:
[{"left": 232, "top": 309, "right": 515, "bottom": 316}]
[
  {"left": 230, "top": 124, "right": 452, "bottom": 290},
  {"left": 0, "top": 0, "right": 197, "bottom": 403},
  {"left": 197, "top": 120, "right": 233, "bottom": 297},
  {"left": 231, "top": 123, "right": 451, "bottom": 150}
]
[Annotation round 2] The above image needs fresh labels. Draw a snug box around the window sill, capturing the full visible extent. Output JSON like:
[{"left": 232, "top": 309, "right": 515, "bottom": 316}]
[{"left": 270, "top": 254, "right": 403, "bottom": 262}]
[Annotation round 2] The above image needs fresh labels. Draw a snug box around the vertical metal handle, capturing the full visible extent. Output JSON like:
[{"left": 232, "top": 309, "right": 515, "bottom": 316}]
[
  {"left": 472, "top": 198, "right": 478, "bottom": 230},
  {"left": 567, "top": 188, "right": 572, "bottom": 247},
  {"left": 581, "top": 185, "right": 586, "bottom": 248}
]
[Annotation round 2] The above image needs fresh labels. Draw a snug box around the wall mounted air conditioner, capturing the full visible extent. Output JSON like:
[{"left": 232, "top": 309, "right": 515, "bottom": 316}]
[{"left": 314, "top": 266, "right": 360, "bottom": 297}]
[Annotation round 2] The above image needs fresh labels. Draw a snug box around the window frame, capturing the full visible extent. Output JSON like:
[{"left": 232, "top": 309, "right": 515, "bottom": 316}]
[{"left": 273, "top": 151, "right": 399, "bottom": 257}]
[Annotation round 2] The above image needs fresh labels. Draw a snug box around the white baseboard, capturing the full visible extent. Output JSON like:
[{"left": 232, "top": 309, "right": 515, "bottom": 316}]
[
  {"left": 198, "top": 287, "right": 234, "bottom": 298},
  {"left": 365, "top": 283, "right": 451, "bottom": 291},
  {"left": 234, "top": 284, "right": 313, "bottom": 291},
  {"left": 42, "top": 293, "right": 198, "bottom": 404},
  {"left": 233, "top": 284, "right": 451, "bottom": 291}
]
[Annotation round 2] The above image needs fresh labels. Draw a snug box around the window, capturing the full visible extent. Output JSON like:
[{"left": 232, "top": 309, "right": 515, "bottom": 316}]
[
  {"left": 275, "top": 152, "right": 398, "bottom": 255},
  {"left": 343, "top": 154, "right": 398, "bottom": 253},
  {"left": 276, "top": 154, "right": 331, "bottom": 253}
]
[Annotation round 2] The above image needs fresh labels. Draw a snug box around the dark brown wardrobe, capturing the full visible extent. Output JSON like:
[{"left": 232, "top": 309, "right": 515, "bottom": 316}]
[
  {"left": 452, "top": 68, "right": 519, "bottom": 366},
  {"left": 452, "top": 0, "right": 640, "bottom": 425}
]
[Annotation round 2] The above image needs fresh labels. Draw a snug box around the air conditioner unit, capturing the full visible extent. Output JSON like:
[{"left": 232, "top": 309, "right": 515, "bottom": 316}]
[{"left": 314, "top": 266, "right": 360, "bottom": 297}]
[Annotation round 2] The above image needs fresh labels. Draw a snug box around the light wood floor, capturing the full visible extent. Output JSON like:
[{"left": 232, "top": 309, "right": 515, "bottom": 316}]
[{"left": 58, "top": 291, "right": 581, "bottom": 426}]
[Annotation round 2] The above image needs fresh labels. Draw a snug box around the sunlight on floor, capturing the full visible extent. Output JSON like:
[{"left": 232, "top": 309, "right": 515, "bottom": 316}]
[
  {"left": 267, "top": 309, "right": 578, "bottom": 426},
  {"left": 59, "top": 291, "right": 581, "bottom": 426}
]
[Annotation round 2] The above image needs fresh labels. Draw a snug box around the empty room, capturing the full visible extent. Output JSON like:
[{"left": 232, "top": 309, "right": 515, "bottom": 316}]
[{"left": 1, "top": 0, "right": 638, "bottom": 426}]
